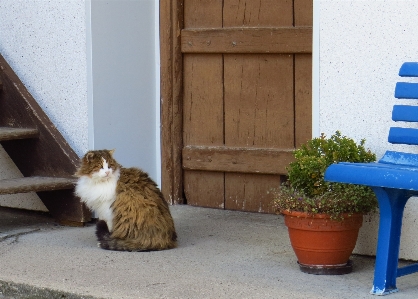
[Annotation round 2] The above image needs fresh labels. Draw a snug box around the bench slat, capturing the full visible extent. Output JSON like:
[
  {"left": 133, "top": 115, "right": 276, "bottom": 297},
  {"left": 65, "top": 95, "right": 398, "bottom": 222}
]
[
  {"left": 399, "top": 62, "right": 418, "bottom": 77},
  {"left": 388, "top": 127, "right": 418, "bottom": 145},
  {"left": 392, "top": 105, "right": 418, "bottom": 122},
  {"left": 325, "top": 162, "right": 418, "bottom": 191},
  {"left": 395, "top": 82, "right": 418, "bottom": 99},
  {"left": 379, "top": 150, "right": 418, "bottom": 167}
]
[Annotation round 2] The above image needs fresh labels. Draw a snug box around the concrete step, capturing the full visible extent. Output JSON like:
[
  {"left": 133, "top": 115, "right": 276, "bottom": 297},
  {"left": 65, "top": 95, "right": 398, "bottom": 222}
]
[{"left": 0, "top": 177, "right": 76, "bottom": 195}]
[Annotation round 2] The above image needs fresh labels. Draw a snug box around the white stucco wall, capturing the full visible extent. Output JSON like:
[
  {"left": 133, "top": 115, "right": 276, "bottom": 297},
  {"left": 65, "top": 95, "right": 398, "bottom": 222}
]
[
  {"left": 0, "top": 0, "right": 88, "bottom": 211},
  {"left": 0, "top": 0, "right": 89, "bottom": 155},
  {"left": 318, "top": 0, "right": 418, "bottom": 260}
]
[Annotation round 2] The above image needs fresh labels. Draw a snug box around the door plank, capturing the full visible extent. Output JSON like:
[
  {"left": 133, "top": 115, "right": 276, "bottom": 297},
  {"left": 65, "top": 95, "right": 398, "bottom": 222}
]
[
  {"left": 221, "top": 1, "right": 299, "bottom": 214},
  {"left": 184, "top": 170, "right": 225, "bottom": 209},
  {"left": 294, "top": 0, "right": 313, "bottom": 146},
  {"left": 183, "top": 145, "right": 293, "bottom": 174},
  {"left": 223, "top": 53, "right": 294, "bottom": 211},
  {"left": 295, "top": 0, "right": 313, "bottom": 26},
  {"left": 184, "top": 0, "right": 222, "bottom": 28},
  {"left": 181, "top": 28, "right": 312, "bottom": 54},
  {"left": 183, "top": 54, "right": 225, "bottom": 208},
  {"left": 223, "top": 0, "right": 293, "bottom": 27},
  {"left": 183, "top": 55, "right": 224, "bottom": 145},
  {"left": 295, "top": 54, "right": 313, "bottom": 146},
  {"left": 225, "top": 173, "right": 282, "bottom": 213},
  {"left": 182, "top": 0, "right": 225, "bottom": 208},
  {"left": 224, "top": 54, "right": 295, "bottom": 148}
]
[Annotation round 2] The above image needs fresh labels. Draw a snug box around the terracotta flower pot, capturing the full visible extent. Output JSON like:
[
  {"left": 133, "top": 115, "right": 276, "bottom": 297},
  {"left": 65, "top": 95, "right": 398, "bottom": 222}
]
[{"left": 282, "top": 210, "right": 363, "bottom": 274}]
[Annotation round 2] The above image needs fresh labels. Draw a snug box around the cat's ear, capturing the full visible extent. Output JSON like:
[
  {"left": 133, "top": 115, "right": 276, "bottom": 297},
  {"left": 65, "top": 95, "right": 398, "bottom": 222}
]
[
  {"left": 85, "top": 152, "right": 95, "bottom": 162},
  {"left": 109, "top": 149, "right": 115, "bottom": 156}
]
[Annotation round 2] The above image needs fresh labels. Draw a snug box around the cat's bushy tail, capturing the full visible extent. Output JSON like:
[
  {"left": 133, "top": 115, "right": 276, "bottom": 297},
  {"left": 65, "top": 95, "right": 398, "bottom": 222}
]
[
  {"left": 96, "top": 220, "right": 133, "bottom": 251},
  {"left": 95, "top": 220, "right": 176, "bottom": 252},
  {"left": 95, "top": 220, "right": 132, "bottom": 251}
]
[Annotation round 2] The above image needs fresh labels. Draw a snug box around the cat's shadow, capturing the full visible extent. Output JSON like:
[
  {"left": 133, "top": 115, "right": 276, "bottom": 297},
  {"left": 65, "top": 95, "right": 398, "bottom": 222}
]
[{"left": 170, "top": 213, "right": 223, "bottom": 249}]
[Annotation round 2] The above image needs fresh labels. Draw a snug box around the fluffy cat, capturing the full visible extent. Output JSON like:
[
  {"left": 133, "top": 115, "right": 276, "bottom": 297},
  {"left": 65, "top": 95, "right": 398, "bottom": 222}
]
[{"left": 75, "top": 149, "right": 177, "bottom": 251}]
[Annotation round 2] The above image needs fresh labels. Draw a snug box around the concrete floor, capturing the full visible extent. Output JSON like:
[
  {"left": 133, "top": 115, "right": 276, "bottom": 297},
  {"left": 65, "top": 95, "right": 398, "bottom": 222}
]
[{"left": 0, "top": 205, "right": 418, "bottom": 299}]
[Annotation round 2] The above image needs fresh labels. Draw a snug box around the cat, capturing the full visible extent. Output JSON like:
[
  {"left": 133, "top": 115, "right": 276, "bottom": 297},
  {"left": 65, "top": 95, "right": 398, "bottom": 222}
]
[{"left": 74, "top": 149, "right": 177, "bottom": 251}]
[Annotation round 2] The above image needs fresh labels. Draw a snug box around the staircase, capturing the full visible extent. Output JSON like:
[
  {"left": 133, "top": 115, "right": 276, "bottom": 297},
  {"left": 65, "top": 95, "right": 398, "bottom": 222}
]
[{"left": 0, "top": 54, "right": 91, "bottom": 226}]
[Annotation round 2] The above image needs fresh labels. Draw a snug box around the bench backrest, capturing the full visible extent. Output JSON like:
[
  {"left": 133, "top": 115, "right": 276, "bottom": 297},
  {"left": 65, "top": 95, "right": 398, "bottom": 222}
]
[
  {"left": 389, "top": 62, "right": 418, "bottom": 145},
  {"left": 380, "top": 62, "right": 418, "bottom": 167}
]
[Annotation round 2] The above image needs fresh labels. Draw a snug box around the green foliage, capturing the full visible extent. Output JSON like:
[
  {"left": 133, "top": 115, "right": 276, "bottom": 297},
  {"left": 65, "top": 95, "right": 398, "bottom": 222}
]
[{"left": 272, "top": 131, "right": 378, "bottom": 220}]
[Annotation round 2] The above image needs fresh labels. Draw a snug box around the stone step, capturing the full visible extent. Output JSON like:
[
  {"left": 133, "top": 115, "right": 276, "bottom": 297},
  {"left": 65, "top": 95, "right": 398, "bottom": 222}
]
[
  {"left": 0, "top": 177, "right": 77, "bottom": 195},
  {"left": 0, "top": 127, "right": 39, "bottom": 141}
]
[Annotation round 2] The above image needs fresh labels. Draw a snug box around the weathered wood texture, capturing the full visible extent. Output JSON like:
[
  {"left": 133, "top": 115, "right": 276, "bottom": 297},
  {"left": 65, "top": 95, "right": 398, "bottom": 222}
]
[
  {"left": 182, "top": 0, "right": 225, "bottom": 209},
  {"left": 0, "top": 54, "right": 90, "bottom": 224},
  {"left": 160, "top": 0, "right": 184, "bottom": 204},
  {"left": 295, "top": 0, "right": 314, "bottom": 26},
  {"left": 0, "top": 127, "right": 39, "bottom": 141},
  {"left": 0, "top": 177, "right": 76, "bottom": 195},
  {"left": 183, "top": 52, "right": 225, "bottom": 208},
  {"left": 183, "top": 146, "right": 294, "bottom": 174},
  {"left": 181, "top": 28, "right": 313, "bottom": 54},
  {"left": 161, "top": 0, "right": 313, "bottom": 212},
  {"left": 295, "top": 53, "right": 313, "bottom": 146}
]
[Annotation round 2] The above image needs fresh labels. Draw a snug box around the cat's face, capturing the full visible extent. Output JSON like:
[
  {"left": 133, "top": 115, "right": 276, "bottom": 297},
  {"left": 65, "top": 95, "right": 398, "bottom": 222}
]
[{"left": 76, "top": 149, "right": 119, "bottom": 181}]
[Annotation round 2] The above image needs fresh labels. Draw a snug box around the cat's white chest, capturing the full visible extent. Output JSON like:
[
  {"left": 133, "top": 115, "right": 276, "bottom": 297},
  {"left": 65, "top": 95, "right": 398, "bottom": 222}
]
[{"left": 75, "top": 172, "right": 119, "bottom": 231}]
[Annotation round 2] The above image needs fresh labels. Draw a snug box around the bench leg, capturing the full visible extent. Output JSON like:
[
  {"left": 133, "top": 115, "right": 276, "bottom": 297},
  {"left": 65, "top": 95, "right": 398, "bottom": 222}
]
[{"left": 370, "top": 187, "right": 409, "bottom": 295}]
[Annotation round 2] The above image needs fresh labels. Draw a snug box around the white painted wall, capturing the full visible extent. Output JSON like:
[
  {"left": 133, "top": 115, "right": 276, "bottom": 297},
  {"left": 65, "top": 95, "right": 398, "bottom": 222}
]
[
  {"left": 0, "top": 0, "right": 89, "bottom": 155},
  {"left": 317, "top": 0, "right": 418, "bottom": 260}
]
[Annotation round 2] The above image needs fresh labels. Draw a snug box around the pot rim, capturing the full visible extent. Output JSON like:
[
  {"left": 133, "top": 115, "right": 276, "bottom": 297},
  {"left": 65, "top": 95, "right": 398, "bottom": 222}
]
[{"left": 280, "top": 209, "right": 363, "bottom": 219}]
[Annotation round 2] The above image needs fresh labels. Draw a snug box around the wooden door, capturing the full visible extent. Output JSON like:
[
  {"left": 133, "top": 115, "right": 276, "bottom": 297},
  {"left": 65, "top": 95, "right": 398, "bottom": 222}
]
[{"left": 160, "top": 0, "right": 312, "bottom": 213}]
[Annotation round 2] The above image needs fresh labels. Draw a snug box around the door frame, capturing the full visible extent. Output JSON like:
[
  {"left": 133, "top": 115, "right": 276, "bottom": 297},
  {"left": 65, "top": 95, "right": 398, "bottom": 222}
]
[{"left": 160, "top": 0, "right": 184, "bottom": 204}]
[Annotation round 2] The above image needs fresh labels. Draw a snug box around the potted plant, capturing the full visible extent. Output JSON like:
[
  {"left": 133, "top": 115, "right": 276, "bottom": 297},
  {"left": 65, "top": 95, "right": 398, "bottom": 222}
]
[{"left": 272, "top": 131, "right": 378, "bottom": 275}]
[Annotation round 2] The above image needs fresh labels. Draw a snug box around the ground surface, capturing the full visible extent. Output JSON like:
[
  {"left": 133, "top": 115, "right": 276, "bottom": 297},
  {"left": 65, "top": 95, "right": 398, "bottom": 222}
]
[{"left": 0, "top": 205, "right": 417, "bottom": 298}]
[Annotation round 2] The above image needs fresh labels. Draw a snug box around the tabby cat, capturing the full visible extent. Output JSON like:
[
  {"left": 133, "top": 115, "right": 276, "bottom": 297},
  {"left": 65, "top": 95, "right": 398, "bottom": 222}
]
[{"left": 75, "top": 149, "right": 177, "bottom": 251}]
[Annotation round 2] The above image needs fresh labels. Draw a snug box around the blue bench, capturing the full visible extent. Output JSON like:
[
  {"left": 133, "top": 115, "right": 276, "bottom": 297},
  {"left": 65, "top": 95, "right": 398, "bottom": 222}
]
[{"left": 324, "top": 62, "right": 418, "bottom": 295}]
